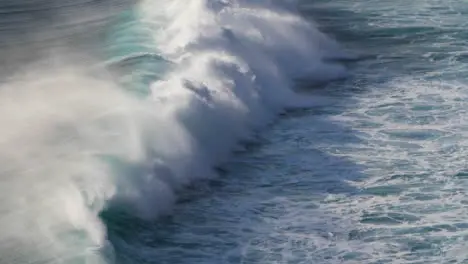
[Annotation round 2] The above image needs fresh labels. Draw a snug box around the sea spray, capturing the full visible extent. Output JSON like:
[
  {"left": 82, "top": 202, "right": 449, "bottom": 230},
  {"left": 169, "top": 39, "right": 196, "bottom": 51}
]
[{"left": 0, "top": 1, "right": 349, "bottom": 263}]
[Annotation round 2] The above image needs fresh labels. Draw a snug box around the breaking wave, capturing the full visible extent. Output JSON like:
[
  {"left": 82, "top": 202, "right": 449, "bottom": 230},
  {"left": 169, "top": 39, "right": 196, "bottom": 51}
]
[{"left": 0, "top": 0, "right": 351, "bottom": 263}]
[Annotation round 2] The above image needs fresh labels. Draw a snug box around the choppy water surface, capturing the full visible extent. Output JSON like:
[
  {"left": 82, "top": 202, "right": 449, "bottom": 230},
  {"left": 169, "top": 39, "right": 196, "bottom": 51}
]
[
  {"left": 111, "top": 1, "right": 468, "bottom": 263},
  {"left": 2, "top": 0, "right": 468, "bottom": 263}
]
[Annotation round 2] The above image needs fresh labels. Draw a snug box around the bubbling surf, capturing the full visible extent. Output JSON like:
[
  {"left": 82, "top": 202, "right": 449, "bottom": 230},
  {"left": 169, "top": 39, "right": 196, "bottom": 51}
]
[{"left": 0, "top": 0, "right": 350, "bottom": 263}]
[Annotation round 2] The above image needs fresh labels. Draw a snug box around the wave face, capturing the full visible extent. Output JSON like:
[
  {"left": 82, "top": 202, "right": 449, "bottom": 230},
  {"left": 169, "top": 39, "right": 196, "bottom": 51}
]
[{"left": 0, "top": 0, "right": 350, "bottom": 263}]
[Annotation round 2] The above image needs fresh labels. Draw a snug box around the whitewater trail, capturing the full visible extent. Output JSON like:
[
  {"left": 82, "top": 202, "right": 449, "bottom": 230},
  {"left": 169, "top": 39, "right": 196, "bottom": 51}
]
[{"left": 0, "top": 1, "right": 350, "bottom": 263}]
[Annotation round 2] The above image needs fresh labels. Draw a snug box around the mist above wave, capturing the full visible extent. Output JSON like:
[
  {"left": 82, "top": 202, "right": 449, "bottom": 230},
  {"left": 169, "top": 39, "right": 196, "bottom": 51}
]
[{"left": 0, "top": 0, "right": 350, "bottom": 263}]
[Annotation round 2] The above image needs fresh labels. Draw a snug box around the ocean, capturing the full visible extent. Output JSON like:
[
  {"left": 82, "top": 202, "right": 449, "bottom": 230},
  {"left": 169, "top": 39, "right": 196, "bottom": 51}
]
[{"left": 1, "top": 0, "right": 468, "bottom": 263}]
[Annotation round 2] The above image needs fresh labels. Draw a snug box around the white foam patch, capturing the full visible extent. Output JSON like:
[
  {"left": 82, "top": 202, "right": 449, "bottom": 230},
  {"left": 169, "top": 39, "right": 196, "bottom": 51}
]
[
  {"left": 0, "top": 0, "right": 349, "bottom": 263},
  {"left": 189, "top": 78, "right": 468, "bottom": 264},
  {"left": 138, "top": 78, "right": 468, "bottom": 264},
  {"left": 300, "top": 78, "right": 468, "bottom": 263}
]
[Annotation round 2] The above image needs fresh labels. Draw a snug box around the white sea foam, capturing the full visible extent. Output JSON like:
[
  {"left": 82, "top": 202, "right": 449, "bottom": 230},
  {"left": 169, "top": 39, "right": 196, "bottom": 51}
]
[{"left": 0, "top": 0, "right": 349, "bottom": 263}]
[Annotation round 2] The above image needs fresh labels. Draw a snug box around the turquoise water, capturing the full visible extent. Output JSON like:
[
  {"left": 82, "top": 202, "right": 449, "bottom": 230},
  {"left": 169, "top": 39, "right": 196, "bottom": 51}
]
[
  {"left": 106, "top": 1, "right": 468, "bottom": 263},
  {"left": 1, "top": 0, "right": 468, "bottom": 263}
]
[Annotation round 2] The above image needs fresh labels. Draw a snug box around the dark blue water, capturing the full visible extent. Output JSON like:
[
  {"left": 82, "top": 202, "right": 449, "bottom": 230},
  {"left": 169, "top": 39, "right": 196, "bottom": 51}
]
[{"left": 1, "top": 1, "right": 468, "bottom": 264}]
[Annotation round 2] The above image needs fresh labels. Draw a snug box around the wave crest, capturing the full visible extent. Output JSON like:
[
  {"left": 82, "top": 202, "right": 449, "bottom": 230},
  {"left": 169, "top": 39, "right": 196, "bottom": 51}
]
[{"left": 0, "top": 0, "right": 350, "bottom": 263}]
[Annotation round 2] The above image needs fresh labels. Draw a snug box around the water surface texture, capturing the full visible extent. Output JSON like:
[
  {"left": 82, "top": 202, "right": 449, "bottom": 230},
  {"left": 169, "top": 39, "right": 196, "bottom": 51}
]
[{"left": 1, "top": 0, "right": 467, "bottom": 264}]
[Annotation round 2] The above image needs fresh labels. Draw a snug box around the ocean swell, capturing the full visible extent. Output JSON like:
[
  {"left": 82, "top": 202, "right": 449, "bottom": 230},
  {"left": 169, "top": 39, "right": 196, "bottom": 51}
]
[{"left": 0, "top": 0, "right": 350, "bottom": 263}]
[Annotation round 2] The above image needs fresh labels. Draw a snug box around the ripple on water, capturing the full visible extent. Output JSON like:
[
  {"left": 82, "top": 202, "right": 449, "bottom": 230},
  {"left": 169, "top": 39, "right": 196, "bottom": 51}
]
[
  {"left": 360, "top": 212, "right": 420, "bottom": 225},
  {"left": 364, "top": 185, "right": 404, "bottom": 196},
  {"left": 380, "top": 128, "right": 447, "bottom": 141},
  {"left": 403, "top": 192, "right": 440, "bottom": 201},
  {"left": 386, "top": 113, "right": 438, "bottom": 125}
]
